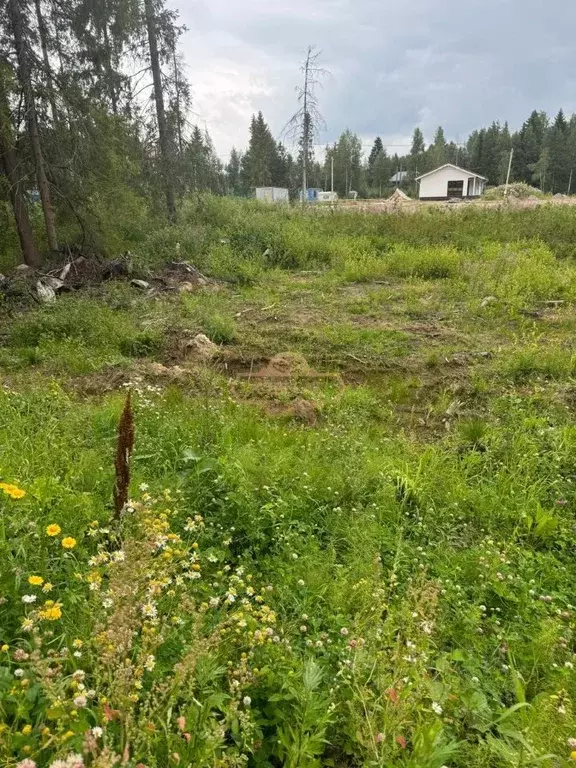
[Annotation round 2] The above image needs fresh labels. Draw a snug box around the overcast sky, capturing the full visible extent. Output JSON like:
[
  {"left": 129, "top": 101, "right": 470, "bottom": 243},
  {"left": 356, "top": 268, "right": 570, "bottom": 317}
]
[{"left": 174, "top": 0, "right": 576, "bottom": 160}]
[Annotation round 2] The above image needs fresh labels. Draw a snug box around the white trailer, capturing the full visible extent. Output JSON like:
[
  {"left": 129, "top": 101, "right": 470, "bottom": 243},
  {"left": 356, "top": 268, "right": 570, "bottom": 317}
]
[
  {"left": 255, "top": 187, "right": 289, "bottom": 203},
  {"left": 316, "top": 191, "right": 338, "bottom": 202}
]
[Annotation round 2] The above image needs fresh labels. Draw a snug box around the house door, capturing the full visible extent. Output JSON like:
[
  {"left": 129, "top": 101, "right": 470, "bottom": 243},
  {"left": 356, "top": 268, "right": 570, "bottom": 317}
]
[
  {"left": 447, "top": 180, "right": 464, "bottom": 197},
  {"left": 467, "top": 178, "right": 474, "bottom": 197}
]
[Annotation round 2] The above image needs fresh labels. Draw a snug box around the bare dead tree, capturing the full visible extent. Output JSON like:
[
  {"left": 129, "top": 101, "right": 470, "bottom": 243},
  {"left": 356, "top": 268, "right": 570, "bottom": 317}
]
[{"left": 283, "top": 46, "right": 328, "bottom": 204}]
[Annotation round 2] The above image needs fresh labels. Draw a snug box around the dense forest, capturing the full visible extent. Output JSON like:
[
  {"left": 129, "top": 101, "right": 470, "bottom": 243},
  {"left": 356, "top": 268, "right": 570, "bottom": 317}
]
[{"left": 1, "top": 0, "right": 575, "bottom": 266}]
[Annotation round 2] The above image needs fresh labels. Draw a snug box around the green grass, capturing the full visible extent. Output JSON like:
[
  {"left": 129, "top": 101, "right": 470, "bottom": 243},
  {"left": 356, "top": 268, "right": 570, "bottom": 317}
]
[{"left": 1, "top": 199, "right": 576, "bottom": 768}]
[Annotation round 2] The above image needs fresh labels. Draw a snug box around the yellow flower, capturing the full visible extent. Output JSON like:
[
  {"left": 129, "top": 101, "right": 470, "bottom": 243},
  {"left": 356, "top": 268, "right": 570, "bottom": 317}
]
[
  {"left": 42, "top": 582, "right": 53, "bottom": 593},
  {"left": 39, "top": 602, "right": 62, "bottom": 621},
  {"left": 62, "top": 730, "right": 74, "bottom": 741},
  {"left": 21, "top": 724, "right": 32, "bottom": 735},
  {"left": 72, "top": 639, "right": 83, "bottom": 649},
  {"left": 61, "top": 536, "right": 77, "bottom": 549},
  {"left": 1, "top": 644, "right": 8, "bottom": 652},
  {"left": 7, "top": 487, "right": 26, "bottom": 499},
  {"left": 46, "top": 524, "right": 61, "bottom": 536},
  {"left": 571, "top": 752, "right": 576, "bottom": 762},
  {"left": 28, "top": 575, "right": 44, "bottom": 586},
  {"left": 42, "top": 726, "right": 51, "bottom": 737},
  {"left": 21, "top": 619, "right": 34, "bottom": 631}
]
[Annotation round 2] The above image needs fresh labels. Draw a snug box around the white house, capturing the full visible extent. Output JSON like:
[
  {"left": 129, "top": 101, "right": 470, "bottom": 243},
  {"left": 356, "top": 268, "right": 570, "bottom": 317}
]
[{"left": 416, "top": 164, "right": 487, "bottom": 200}]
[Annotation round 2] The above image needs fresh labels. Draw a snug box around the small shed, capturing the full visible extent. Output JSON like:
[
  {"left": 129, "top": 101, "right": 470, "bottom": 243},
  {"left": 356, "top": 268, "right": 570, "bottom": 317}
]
[
  {"left": 416, "top": 164, "right": 486, "bottom": 200},
  {"left": 255, "top": 187, "right": 289, "bottom": 203}
]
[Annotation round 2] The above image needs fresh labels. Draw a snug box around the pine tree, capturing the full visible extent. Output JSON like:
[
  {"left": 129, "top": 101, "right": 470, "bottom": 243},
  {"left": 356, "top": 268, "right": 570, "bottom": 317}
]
[
  {"left": 428, "top": 126, "right": 447, "bottom": 168},
  {"left": 241, "top": 112, "right": 282, "bottom": 190},
  {"left": 332, "top": 129, "right": 363, "bottom": 196},
  {"left": 143, "top": 0, "right": 177, "bottom": 220},
  {"left": 0, "top": 62, "right": 41, "bottom": 265},
  {"left": 7, "top": 0, "right": 58, "bottom": 253},
  {"left": 548, "top": 109, "right": 569, "bottom": 192},
  {"left": 368, "top": 136, "right": 384, "bottom": 168},
  {"left": 227, "top": 148, "right": 243, "bottom": 195},
  {"left": 372, "top": 150, "right": 390, "bottom": 197},
  {"left": 530, "top": 147, "right": 550, "bottom": 191}
]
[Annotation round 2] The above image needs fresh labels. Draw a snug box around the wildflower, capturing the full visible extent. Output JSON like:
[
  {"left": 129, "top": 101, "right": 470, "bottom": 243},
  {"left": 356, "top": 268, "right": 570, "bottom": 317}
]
[
  {"left": 91, "top": 727, "right": 103, "bottom": 738},
  {"left": 65, "top": 754, "right": 85, "bottom": 768},
  {"left": 300, "top": 625, "right": 307, "bottom": 633},
  {"left": 297, "top": 579, "right": 305, "bottom": 587},
  {"left": 1, "top": 483, "right": 26, "bottom": 499},
  {"left": 142, "top": 601, "right": 157, "bottom": 619},
  {"left": 340, "top": 627, "right": 349, "bottom": 636},
  {"left": 431, "top": 701, "right": 443, "bottom": 715},
  {"left": 15, "top": 760, "right": 36, "bottom": 768},
  {"left": 375, "top": 733, "right": 384, "bottom": 743},
  {"left": 21, "top": 619, "right": 34, "bottom": 631},
  {"left": 73, "top": 695, "right": 87, "bottom": 708},
  {"left": 1, "top": 644, "right": 8, "bottom": 652},
  {"left": 144, "top": 654, "right": 156, "bottom": 671},
  {"left": 571, "top": 751, "right": 576, "bottom": 761},
  {"left": 111, "top": 549, "right": 125, "bottom": 562},
  {"left": 28, "top": 575, "right": 44, "bottom": 586},
  {"left": 242, "top": 696, "right": 251, "bottom": 707},
  {"left": 14, "top": 649, "right": 29, "bottom": 661},
  {"left": 42, "top": 582, "right": 53, "bottom": 593},
  {"left": 61, "top": 537, "right": 77, "bottom": 549},
  {"left": 22, "top": 594, "right": 37, "bottom": 604},
  {"left": 14, "top": 668, "right": 25, "bottom": 677},
  {"left": 21, "top": 724, "right": 32, "bottom": 735},
  {"left": 46, "top": 524, "right": 61, "bottom": 536},
  {"left": 566, "top": 661, "right": 574, "bottom": 670},
  {"left": 39, "top": 601, "right": 62, "bottom": 621},
  {"left": 72, "top": 639, "right": 83, "bottom": 649},
  {"left": 177, "top": 717, "right": 186, "bottom": 731}
]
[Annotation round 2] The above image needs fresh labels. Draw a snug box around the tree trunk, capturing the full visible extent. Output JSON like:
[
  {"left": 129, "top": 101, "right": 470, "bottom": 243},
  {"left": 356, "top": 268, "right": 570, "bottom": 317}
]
[
  {"left": 144, "top": 0, "right": 176, "bottom": 221},
  {"left": 0, "top": 69, "right": 41, "bottom": 267},
  {"left": 34, "top": 0, "right": 58, "bottom": 127},
  {"left": 8, "top": 0, "right": 59, "bottom": 251},
  {"left": 102, "top": 21, "right": 118, "bottom": 115}
]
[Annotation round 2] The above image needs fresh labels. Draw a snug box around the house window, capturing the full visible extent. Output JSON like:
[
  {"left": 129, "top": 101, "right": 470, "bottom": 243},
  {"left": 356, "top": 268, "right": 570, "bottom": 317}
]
[{"left": 447, "top": 180, "right": 464, "bottom": 197}]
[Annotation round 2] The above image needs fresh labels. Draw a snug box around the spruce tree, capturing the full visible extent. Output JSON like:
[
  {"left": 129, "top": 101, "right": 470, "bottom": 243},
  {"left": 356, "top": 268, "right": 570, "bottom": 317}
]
[{"left": 548, "top": 109, "right": 569, "bottom": 192}]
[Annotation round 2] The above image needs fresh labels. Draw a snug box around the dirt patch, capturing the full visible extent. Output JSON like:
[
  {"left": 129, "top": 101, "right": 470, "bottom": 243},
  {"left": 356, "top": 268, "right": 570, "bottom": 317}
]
[{"left": 256, "top": 352, "right": 312, "bottom": 378}]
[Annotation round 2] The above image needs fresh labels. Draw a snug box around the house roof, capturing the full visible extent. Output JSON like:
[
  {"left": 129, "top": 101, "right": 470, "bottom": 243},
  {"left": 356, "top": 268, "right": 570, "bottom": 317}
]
[{"left": 415, "top": 163, "right": 487, "bottom": 181}]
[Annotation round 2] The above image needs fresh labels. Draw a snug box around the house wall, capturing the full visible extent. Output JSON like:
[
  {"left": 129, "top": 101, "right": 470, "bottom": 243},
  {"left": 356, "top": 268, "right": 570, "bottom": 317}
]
[{"left": 418, "top": 167, "right": 481, "bottom": 199}]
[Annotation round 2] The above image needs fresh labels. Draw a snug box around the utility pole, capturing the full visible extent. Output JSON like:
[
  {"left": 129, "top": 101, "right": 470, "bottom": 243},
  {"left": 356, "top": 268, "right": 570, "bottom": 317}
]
[
  {"left": 504, "top": 148, "right": 514, "bottom": 197},
  {"left": 568, "top": 169, "right": 573, "bottom": 195}
]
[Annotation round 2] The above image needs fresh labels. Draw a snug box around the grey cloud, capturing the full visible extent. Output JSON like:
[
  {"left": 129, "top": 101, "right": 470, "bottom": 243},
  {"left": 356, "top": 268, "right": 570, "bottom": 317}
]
[{"left": 174, "top": 0, "right": 576, "bottom": 157}]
